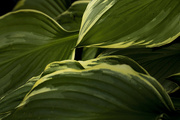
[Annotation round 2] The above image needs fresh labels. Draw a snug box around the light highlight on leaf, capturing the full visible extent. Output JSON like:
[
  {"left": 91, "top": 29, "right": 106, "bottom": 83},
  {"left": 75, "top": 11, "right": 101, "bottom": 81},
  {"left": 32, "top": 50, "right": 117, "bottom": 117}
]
[{"left": 77, "top": 0, "right": 180, "bottom": 48}]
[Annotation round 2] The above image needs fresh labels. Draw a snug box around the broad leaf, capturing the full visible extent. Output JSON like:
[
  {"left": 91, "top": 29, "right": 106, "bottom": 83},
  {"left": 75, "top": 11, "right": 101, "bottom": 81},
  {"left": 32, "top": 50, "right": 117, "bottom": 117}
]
[
  {"left": 100, "top": 42, "right": 180, "bottom": 89},
  {"left": 0, "top": 10, "right": 78, "bottom": 97},
  {"left": 56, "top": 0, "right": 90, "bottom": 31},
  {"left": 77, "top": 0, "right": 180, "bottom": 48},
  {"left": 0, "top": 76, "right": 39, "bottom": 119},
  {"left": 79, "top": 55, "right": 148, "bottom": 75},
  {"left": 13, "top": 0, "right": 72, "bottom": 18},
  {"left": 2, "top": 56, "right": 175, "bottom": 120}
]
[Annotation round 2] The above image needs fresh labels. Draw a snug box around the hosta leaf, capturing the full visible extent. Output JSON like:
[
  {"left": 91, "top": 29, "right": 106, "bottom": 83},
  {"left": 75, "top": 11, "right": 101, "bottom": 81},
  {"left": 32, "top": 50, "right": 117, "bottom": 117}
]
[
  {"left": 41, "top": 55, "right": 147, "bottom": 77},
  {"left": 81, "top": 47, "right": 99, "bottom": 60},
  {"left": 167, "top": 73, "right": 180, "bottom": 110},
  {"left": 81, "top": 47, "right": 106, "bottom": 61},
  {"left": 77, "top": 0, "right": 180, "bottom": 48},
  {"left": 0, "top": 76, "right": 39, "bottom": 119},
  {"left": 100, "top": 42, "right": 180, "bottom": 88},
  {"left": 168, "top": 73, "right": 180, "bottom": 86},
  {"left": 3, "top": 56, "right": 175, "bottom": 120},
  {"left": 56, "top": 0, "right": 90, "bottom": 31},
  {"left": 0, "top": 10, "right": 78, "bottom": 97},
  {"left": 79, "top": 55, "right": 148, "bottom": 75},
  {"left": 13, "top": 0, "right": 72, "bottom": 18}
]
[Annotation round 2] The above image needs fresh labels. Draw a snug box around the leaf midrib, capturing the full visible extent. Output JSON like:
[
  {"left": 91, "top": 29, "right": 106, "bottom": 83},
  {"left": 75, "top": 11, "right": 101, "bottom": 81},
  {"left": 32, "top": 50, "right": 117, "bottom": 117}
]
[{"left": 0, "top": 34, "right": 78, "bottom": 65}]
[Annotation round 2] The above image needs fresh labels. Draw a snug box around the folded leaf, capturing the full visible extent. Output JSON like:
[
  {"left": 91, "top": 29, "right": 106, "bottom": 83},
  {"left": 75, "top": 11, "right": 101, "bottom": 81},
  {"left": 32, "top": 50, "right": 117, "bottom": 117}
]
[
  {"left": 167, "top": 73, "right": 180, "bottom": 110},
  {"left": 0, "top": 10, "right": 78, "bottom": 97},
  {"left": 0, "top": 76, "right": 39, "bottom": 119},
  {"left": 77, "top": 0, "right": 180, "bottom": 48},
  {"left": 168, "top": 73, "right": 180, "bottom": 86},
  {"left": 13, "top": 0, "right": 72, "bottom": 18},
  {"left": 3, "top": 56, "right": 175, "bottom": 120},
  {"left": 56, "top": 0, "right": 90, "bottom": 31},
  {"left": 81, "top": 47, "right": 99, "bottom": 60},
  {"left": 79, "top": 55, "right": 148, "bottom": 75},
  {"left": 100, "top": 42, "right": 180, "bottom": 88}
]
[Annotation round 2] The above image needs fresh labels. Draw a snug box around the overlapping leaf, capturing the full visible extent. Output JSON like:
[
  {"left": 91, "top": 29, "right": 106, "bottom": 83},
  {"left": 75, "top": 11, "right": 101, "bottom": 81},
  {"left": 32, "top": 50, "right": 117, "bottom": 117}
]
[
  {"left": 100, "top": 42, "right": 180, "bottom": 89},
  {"left": 0, "top": 76, "right": 39, "bottom": 119},
  {"left": 77, "top": 0, "right": 180, "bottom": 48},
  {"left": 2, "top": 56, "right": 175, "bottom": 120},
  {"left": 0, "top": 10, "right": 78, "bottom": 97},
  {"left": 13, "top": 0, "right": 72, "bottom": 18},
  {"left": 79, "top": 55, "right": 148, "bottom": 75},
  {"left": 168, "top": 73, "right": 180, "bottom": 110},
  {"left": 168, "top": 73, "right": 180, "bottom": 86},
  {"left": 81, "top": 47, "right": 99, "bottom": 60},
  {"left": 56, "top": 0, "right": 90, "bottom": 31}
]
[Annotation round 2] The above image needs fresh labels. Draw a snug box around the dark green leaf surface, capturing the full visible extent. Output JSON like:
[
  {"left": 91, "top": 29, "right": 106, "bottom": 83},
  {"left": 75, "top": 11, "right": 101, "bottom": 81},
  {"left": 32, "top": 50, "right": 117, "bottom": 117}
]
[
  {"left": 13, "top": 0, "right": 72, "bottom": 18},
  {"left": 56, "top": 0, "right": 90, "bottom": 31},
  {"left": 77, "top": 0, "right": 180, "bottom": 48},
  {"left": 0, "top": 10, "right": 78, "bottom": 97},
  {"left": 100, "top": 42, "right": 180, "bottom": 88},
  {"left": 0, "top": 76, "right": 39, "bottom": 119},
  {"left": 167, "top": 74, "right": 180, "bottom": 110},
  {"left": 168, "top": 73, "right": 180, "bottom": 86},
  {"left": 169, "top": 90, "right": 180, "bottom": 110},
  {"left": 3, "top": 56, "right": 175, "bottom": 120},
  {"left": 81, "top": 47, "right": 99, "bottom": 60},
  {"left": 171, "top": 97, "right": 180, "bottom": 110}
]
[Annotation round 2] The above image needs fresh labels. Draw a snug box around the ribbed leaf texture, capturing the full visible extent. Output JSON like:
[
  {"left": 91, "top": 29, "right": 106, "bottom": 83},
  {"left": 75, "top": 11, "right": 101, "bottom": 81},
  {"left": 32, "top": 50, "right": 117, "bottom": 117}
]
[
  {"left": 1, "top": 56, "right": 175, "bottom": 120},
  {"left": 77, "top": 0, "right": 180, "bottom": 48},
  {"left": 0, "top": 10, "right": 78, "bottom": 97}
]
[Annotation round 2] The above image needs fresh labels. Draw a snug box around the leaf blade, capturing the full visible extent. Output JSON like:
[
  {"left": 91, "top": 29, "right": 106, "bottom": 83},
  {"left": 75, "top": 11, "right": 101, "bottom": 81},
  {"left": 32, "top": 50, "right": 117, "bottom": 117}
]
[
  {"left": 13, "top": 0, "right": 72, "bottom": 18},
  {"left": 2, "top": 56, "right": 175, "bottom": 120},
  {"left": 77, "top": 0, "right": 180, "bottom": 48},
  {"left": 0, "top": 10, "right": 78, "bottom": 97}
]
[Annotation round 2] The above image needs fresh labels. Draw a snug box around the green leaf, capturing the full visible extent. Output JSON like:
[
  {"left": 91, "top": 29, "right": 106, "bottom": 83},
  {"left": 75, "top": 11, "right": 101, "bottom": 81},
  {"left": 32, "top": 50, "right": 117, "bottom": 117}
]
[
  {"left": 77, "top": 0, "right": 180, "bottom": 48},
  {"left": 81, "top": 47, "right": 99, "bottom": 60},
  {"left": 100, "top": 42, "right": 180, "bottom": 88},
  {"left": 167, "top": 74, "right": 180, "bottom": 110},
  {"left": 0, "top": 76, "right": 39, "bottom": 119},
  {"left": 2, "top": 56, "right": 175, "bottom": 120},
  {"left": 55, "top": 0, "right": 90, "bottom": 31},
  {"left": 79, "top": 55, "right": 148, "bottom": 75},
  {"left": 13, "top": 0, "right": 72, "bottom": 18},
  {"left": 168, "top": 73, "right": 180, "bottom": 86},
  {"left": 0, "top": 10, "right": 78, "bottom": 97}
]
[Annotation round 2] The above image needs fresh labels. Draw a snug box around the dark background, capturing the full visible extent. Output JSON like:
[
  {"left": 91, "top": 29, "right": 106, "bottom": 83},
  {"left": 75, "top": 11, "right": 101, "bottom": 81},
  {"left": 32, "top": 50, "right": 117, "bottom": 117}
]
[
  {"left": 0, "top": 0, "right": 18, "bottom": 16},
  {"left": 0, "top": 0, "right": 77, "bottom": 16}
]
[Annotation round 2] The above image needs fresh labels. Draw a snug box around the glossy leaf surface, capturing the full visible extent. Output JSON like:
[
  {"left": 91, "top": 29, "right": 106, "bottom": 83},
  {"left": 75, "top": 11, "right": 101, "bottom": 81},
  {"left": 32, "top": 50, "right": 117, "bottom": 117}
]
[
  {"left": 2, "top": 56, "right": 175, "bottom": 120},
  {"left": 0, "top": 76, "right": 39, "bottom": 119},
  {"left": 0, "top": 10, "right": 78, "bottom": 97},
  {"left": 77, "top": 0, "right": 180, "bottom": 48},
  {"left": 79, "top": 55, "right": 148, "bottom": 75},
  {"left": 100, "top": 42, "right": 180, "bottom": 88}
]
